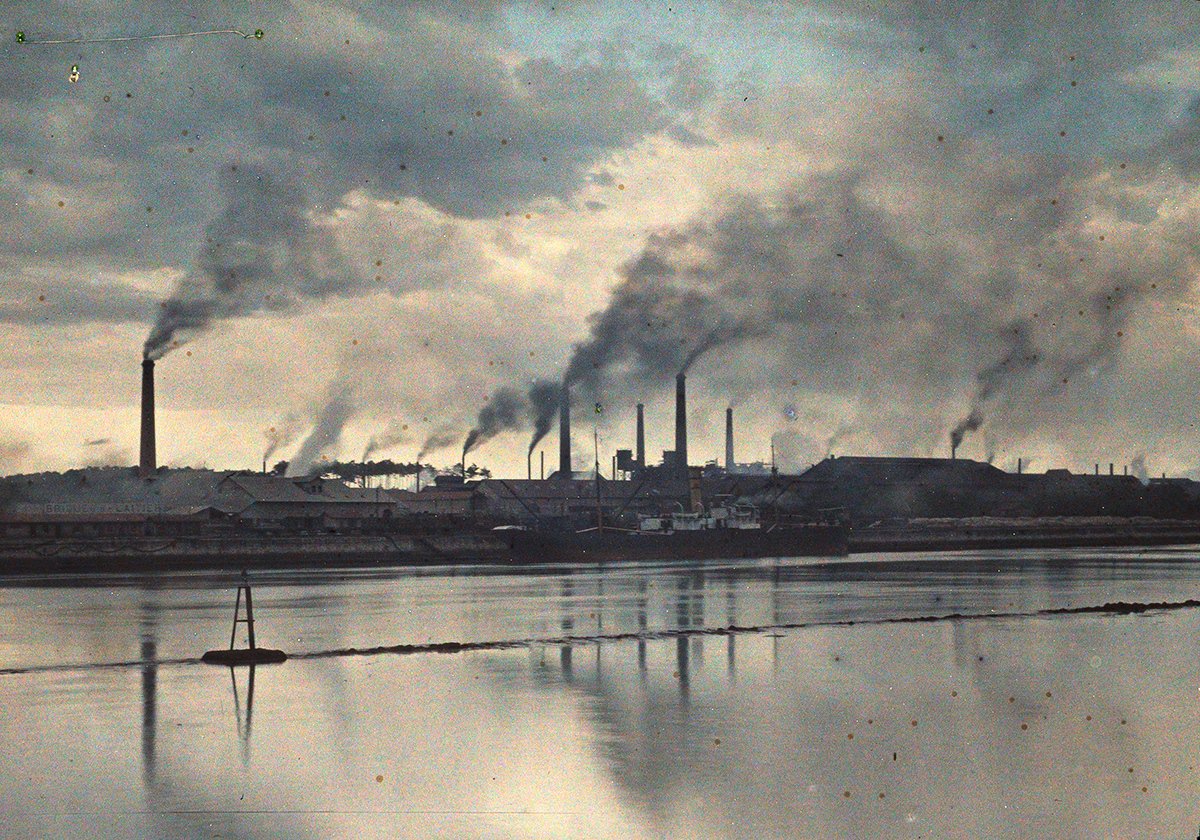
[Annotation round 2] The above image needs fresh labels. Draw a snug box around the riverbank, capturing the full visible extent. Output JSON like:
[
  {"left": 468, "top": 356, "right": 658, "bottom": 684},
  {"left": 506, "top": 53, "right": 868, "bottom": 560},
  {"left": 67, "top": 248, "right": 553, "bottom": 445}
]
[
  {"left": 0, "top": 532, "right": 512, "bottom": 575},
  {"left": 3, "top": 515, "right": 1200, "bottom": 574},
  {"left": 848, "top": 515, "right": 1200, "bottom": 553}
]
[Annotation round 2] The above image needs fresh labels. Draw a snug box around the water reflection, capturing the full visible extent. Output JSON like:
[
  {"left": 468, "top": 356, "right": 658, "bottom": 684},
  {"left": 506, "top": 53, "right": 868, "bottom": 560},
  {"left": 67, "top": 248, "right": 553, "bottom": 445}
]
[
  {"left": 560, "top": 576, "right": 573, "bottom": 680},
  {"left": 139, "top": 593, "right": 158, "bottom": 790},
  {"left": 228, "top": 665, "right": 255, "bottom": 768},
  {"left": 725, "top": 579, "right": 736, "bottom": 681},
  {"left": 4, "top": 549, "right": 1200, "bottom": 838},
  {"left": 636, "top": 578, "right": 647, "bottom": 673}
]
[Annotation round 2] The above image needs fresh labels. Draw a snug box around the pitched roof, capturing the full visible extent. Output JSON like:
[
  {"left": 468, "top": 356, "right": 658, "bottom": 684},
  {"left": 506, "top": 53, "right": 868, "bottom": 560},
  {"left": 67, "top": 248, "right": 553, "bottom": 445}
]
[
  {"left": 219, "top": 474, "right": 314, "bottom": 503},
  {"left": 798, "top": 456, "right": 1006, "bottom": 484}
]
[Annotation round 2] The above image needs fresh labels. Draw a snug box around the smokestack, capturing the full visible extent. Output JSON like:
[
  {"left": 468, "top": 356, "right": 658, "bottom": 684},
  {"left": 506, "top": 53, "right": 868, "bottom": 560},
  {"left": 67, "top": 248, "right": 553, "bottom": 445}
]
[
  {"left": 725, "top": 407, "right": 734, "bottom": 472},
  {"left": 951, "top": 442, "right": 957, "bottom": 460},
  {"left": 139, "top": 359, "right": 156, "bottom": 479},
  {"left": 558, "top": 384, "right": 571, "bottom": 479},
  {"left": 635, "top": 403, "right": 645, "bottom": 468},
  {"left": 675, "top": 373, "right": 688, "bottom": 477},
  {"left": 1109, "top": 463, "right": 1114, "bottom": 476},
  {"left": 1017, "top": 457, "right": 1022, "bottom": 475}
]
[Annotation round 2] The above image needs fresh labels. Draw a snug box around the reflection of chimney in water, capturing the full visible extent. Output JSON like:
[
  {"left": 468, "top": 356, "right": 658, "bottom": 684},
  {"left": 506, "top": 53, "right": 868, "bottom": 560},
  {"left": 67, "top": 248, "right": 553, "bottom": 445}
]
[
  {"left": 637, "top": 578, "right": 648, "bottom": 672},
  {"left": 140, "top": 603, "right": 158, "bottom": 789},
  {"left": 560, "top": 577, "right": 573, "bottom": 678},
  {"left": 139, "top": 359, "right": 156, "bottom": 479},
  {"left": 676, "top": 576, "right": 690, "bottom": 704}
]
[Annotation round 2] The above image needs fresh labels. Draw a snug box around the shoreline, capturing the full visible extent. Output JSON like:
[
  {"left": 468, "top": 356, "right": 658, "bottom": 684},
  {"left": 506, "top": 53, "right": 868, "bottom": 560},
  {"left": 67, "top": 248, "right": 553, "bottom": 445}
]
[{"left": 0, "top": 518, "right": 1199, "bottom": 575}]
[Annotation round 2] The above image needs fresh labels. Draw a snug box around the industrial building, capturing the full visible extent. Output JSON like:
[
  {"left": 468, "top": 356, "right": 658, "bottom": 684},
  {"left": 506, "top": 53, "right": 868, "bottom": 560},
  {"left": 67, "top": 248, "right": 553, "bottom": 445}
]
[{"left": 2, "top": 356, "right": 1198, "bottom": 545}]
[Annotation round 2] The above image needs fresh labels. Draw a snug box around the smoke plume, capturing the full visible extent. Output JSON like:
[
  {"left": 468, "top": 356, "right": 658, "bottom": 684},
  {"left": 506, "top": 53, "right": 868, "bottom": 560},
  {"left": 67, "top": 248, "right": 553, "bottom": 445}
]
[
  {"left": 950, "top": 321, "right": 1041, "bottom": 450},
  {"left": 287, "top": 381, "right": 356, "bottom": 477},
  {"left": 552, "top": 90, "right": 1200, "bottom": 455},
  {"left": 949, "top": 411, "right": 982, "bottom": 454},
  {"left": 526, "top": 378, "right": 561, "bottom": 455},
  {"left": 143, "top": 164, "right": 352, "bottom": 360},
  {"left": 363, "top": 422, "right": 412, "bottom": 462},
  {"left": 462, "top": 387, "right": 525, "bottom": 458},
  {"left": 1129, "top": 452, "right": 1148, "bottom": 482},
  {"left": 417, "top": 429, "right": 458, "bottom": 462},
  {"left": 262, "top": 417, "right": 300, "bottom": 462}
]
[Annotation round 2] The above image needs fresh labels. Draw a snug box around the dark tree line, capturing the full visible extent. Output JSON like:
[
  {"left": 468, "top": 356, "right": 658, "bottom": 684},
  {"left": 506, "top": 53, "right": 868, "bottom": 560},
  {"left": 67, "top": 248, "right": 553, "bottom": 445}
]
[{"left": 269, "top": 459, "right": 492, "bottom": 482}]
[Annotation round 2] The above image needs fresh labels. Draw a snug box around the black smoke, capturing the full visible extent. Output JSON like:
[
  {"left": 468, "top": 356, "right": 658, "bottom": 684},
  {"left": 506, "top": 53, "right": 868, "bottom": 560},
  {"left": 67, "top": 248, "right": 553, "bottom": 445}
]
[
  {"left": 417, "top": 429, "right": 457, "bottom": 462},
  {"left": 143, "top": 164, "right": 351, "bottom": 360},
  {"left": 526, "top": 378, "right": 561, "bottom": 455},
  {"left": 462, "top": 387, "right": 525, "bottom": 458}
]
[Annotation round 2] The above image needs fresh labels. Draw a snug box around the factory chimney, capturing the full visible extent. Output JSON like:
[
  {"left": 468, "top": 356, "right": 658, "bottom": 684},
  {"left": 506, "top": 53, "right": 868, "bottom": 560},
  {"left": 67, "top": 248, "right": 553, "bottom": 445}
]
[
  {"left": 558, "top": 384, "right": 571, "bottom": 479},
  {"left": 725, "top": 407, "right": 735, "bottom": 472},
  {"left": 635, "top": 403, "right": 645, "bottom": 469},
  {"left": 675, "top": 373, "right": 688, "bottom": 478},
  {"left": 951, "top": 442, "right": 957, "bottom": 461},
  {"left": 139, "top": 359, "right": 156, "bottom": 479}
]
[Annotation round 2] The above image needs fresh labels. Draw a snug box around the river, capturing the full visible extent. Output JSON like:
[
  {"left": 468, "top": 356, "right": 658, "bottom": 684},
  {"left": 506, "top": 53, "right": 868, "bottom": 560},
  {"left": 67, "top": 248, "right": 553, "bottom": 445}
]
[{"left": 3, "top": 545, "right": 1200, "bottom": 838}]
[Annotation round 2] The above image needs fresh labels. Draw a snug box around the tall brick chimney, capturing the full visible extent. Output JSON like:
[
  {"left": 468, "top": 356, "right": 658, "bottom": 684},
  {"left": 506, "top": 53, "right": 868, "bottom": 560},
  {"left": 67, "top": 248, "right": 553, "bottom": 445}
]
[
  {"left": 139, "top": 359, "right": 156, "bottom": 479},
  {"left": 558, "top": 384, "right": 571, "bottom": 479},
  {"left": 675, "top": 373, "right": 688, "bottom": 478},
  {"left": 635, "top": 403, "right": 645, "bottom": 468},
  {"left": 725, "top": 407, "right": 734, "bottom": 472}
]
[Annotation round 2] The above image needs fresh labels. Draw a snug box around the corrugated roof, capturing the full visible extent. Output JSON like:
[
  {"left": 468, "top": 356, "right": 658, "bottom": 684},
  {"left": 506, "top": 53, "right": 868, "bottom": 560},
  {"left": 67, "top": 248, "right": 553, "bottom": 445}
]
[{"left": 0, "top": 467, "right": 234, "bottom": 512}]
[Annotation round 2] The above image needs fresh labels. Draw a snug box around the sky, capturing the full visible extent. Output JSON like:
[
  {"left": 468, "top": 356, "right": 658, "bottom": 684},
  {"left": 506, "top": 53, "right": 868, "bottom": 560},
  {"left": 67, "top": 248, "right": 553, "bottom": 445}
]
[{"left": 4, "top": 0, "right": 1200, "bottom": 479}]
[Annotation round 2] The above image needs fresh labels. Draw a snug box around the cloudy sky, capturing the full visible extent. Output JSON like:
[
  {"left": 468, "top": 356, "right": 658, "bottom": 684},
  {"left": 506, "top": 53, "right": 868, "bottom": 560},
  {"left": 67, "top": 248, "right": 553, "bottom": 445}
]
[{"left": 3, "top": 0, "right": 1200, "bottom": 479}]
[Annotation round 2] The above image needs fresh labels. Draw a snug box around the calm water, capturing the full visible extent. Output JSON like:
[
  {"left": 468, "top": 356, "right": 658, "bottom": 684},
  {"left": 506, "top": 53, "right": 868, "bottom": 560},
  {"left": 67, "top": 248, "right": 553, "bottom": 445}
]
[{"left": 4, "top": 546, "right": 1200, "bottom": 838}]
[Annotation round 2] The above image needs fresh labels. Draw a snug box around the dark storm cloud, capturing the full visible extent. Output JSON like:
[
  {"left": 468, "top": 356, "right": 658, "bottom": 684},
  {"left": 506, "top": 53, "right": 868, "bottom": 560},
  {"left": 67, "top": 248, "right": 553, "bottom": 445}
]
[
  {"left": 509, "top": 0, "right": 1200, "bottom": 456},
  {"left": 0, "top": 274, "right": 156, "bottom": 325},
  {"left": 1, "top": 0, "right": 712, "bottom": 339},
  {"left": 797, "top": 0, "right": 1200, "bottom": 156},
  {"left": 555, "top": 99, "right": 1200, "bottom": 450}
]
